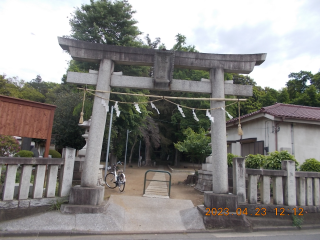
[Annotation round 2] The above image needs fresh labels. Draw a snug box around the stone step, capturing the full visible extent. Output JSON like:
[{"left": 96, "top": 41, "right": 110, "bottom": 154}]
[
  {"left": 145, "top": 189, "right": 169, "bottom": 193},
  {"left": 143, "top": 194, "right": 169, "bottom": 199},
  {"left": 143, "top": 172, "right": 169, "bottom": 199},
  {"left": 146, "top": 185, "right": 168, "bottom": 189}
]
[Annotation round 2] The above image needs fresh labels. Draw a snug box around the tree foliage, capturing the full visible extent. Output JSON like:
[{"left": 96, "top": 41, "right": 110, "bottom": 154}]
[
  {"left": 174, "top": 127, "right": 211, "bottom": 164},
  {"left": 245, "top": 154, "right": 265, "bottom": 169},
  {"left": 263, "top": 151, "right": 299, "bottom": 170},
  {"left": 227, "top": 153, "right": 241, "bottom": 167},
  {"left": 15, "top": 150, "right": 33, "bottom": 157},
  {"left": 69, "top": 0, "right": 140, "bottom": 47},
  {"left": 52, "top": 92, "right": 86, "bottom": 150},
  {"left": 0, "top": 135, "right": 20, "bottom": 157},
  {"left": 300, "top": 158, "right": 320, "bottom": 172}
]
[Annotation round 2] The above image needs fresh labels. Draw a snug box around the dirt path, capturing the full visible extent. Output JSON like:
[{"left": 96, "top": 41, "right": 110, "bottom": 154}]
[{"left": 103, "top": 165, "right": 204, "bottom": 206}]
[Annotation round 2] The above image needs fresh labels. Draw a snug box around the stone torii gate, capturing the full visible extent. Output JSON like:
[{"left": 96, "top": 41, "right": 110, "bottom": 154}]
[{"left": 58, "top": 37, "right": 266, "bottom": 213}]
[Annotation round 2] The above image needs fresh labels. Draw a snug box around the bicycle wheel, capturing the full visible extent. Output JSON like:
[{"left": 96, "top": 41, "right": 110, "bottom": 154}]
[
  {"left": 118, "top": 173, "right": 125, "bottom": 192},
  {"left": 105, "top": 173, "right": 117, "bottom": 189}
]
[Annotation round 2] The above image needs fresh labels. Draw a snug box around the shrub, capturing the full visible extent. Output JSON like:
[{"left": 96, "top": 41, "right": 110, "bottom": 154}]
[
  {"left": 15, "top": 150, "right": 34, "bottom": 157},
  {"left": 300, "top": 158, "right": 320, "bottom": 172},
  {"left": 227, "top": 153, "right": 241, "bottom": 167},
  {"left": 264, "top": 151, "right": 299, "bottom": 170},
  {"left": 0, "top": 135, "right": 20, "bottom": 157},
  {"left": 49, "top": 149, "right": 61, "bottom": 158},
  {"left": 245, "top": 154, "right": 266, "bottom": 169}
]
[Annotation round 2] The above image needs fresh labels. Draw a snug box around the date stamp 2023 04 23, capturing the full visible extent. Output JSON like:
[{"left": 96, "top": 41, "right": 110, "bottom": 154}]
[{"left": 205, "top": 207, "right": 305, "bottom": 216}]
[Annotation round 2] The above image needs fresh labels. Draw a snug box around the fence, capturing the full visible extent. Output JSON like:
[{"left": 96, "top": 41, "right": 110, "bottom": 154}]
[
  {"left": 0, "top": 148, "right": 75, "bottom": 209},
  {"left": 233, "top": 158, "right": 320, "bottom": 206}
]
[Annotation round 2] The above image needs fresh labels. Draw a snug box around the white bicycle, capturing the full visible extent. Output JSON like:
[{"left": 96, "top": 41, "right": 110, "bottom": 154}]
[{"left": 105, "top": 161, "right": 126, "bottom": 192}]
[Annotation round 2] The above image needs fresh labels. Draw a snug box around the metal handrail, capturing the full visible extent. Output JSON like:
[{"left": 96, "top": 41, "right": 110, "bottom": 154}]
[{"left": 143, "top": 170, "right": 172, "bottom": 197}]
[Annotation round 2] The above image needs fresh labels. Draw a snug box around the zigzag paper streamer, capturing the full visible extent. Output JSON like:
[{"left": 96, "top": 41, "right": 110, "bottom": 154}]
[
  {"left": 114, "top": 101, "right": 121, "bottom": 117},
  {"left": 226, "top": 111, "right": 233, "bottom": 119},
  {"left": 134, "top": 103, "right": 141, "bottom": 113},
  {"left": 206, "top": 109, "right": 214, "bottom": 123},
  {"left": 101, "top": 99, "right": 109, "bottom": 113},
  {"left": 221, "top": 107, "right": 233, "bottom": 119},
  {"left": 151, "top": 102, "right": 160, "bottom": 114},
  {"left": 177, "top": 105, "right": 185, "bottom": 117},
  {"left": 192, "top": 109, "right": 199, "bottom": 121}
]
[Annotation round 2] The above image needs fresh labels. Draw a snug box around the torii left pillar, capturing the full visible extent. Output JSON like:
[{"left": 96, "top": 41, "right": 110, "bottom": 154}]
[{"left": 61, "top": 59, "right": 113, "bottom": 214}]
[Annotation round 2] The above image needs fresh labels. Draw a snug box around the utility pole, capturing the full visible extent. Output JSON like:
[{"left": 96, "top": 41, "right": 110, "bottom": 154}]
[
  {"left": 124, "top": 129, "right": 131, "bottom": 172},
  {"left": 104, "top": 105, "right": 113, "bottom": 177}
]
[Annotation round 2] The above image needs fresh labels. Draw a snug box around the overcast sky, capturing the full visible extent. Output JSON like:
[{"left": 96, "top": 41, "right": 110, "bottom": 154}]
[{"left": 0, "top": 0, "right": 319, "bottom": 90}]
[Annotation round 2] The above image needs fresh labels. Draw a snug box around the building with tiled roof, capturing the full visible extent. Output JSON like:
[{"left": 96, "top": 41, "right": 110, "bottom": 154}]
[{"left": 226, "top": 103, "right": 320, "bottom": 164}]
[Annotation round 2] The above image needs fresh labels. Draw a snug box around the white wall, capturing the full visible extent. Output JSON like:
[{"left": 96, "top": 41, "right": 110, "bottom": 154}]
[
  {"left": 277, "top": 122, "right": 292, "bottom": 154},
  {"left": 292, "top": 123, "right": 320, "bottom": 164},
  {"left": 228, "top": 117, "right": 320, "bottom": 165},
  {"left": 227, "top": 118, "right": 275, "bottom": 157}
]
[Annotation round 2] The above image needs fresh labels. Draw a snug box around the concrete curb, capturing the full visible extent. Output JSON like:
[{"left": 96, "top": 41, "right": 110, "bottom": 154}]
[
  {"left": 1, "top": 225, "right": 320, "bottom": 237},
  {"left": 167, "top": 165, "right": 196, "bottom": 174},
  {"left": 0, "top": 229, "right": 228, "bottom": 237},
  {"left": 252, "top": 224, "right": 320, "bottom": 232}
]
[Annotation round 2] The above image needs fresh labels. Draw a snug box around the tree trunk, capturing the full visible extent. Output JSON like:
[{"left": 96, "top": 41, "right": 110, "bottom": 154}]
[
  {"left": 174, "top": 149, "right": 179, "bottom": 167},
  {"left": 110, "top": 152, "right": 117, "bottom": 166},
  {"left": 129, "top": 135, "right": 137, "bottom": 164},
  {"left": 145, "top": 141, "right": 152, "bottom": 166}
]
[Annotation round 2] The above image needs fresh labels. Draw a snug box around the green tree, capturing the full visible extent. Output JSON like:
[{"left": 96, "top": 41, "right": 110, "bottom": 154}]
[
  {"left": 260, "top": 87, "right": 279, "bottom": 107},
  {"left": 0, "top": 75, "right": 23, "bottom": 98},
  {"left": 52, "top": 92, "right": 86, "bottom": 150},
  {"left": 69, "top": 0, "right": 140, "bottom": 47},
  {"left": 277, "top": 88, "right": 290, "bottom": 103},
  {"left": 0, "top": 74, "right": 11, "bottom": 96},
  {"left": 286, "top": 71, "right": 313, "bottom": 100},
  {"left": 139, "top": 116, "right": 161, "bottom": 166},
  {"left": 145, "top": 34, "right": 161, "bottom": 50},
  {"left": 310, "top": 71, "right": 320, "bottom": 91},
  {"left": 0, "top": 135, "right": 20, "bottom": 157},
  {"left": 232, "top": 73, "right": 256, "bottom": 86},
  {"left": 238, "top": 86, "right": 263, "bottom": 115},
  {"left": 65, "top": 0, "right": 166, "bottom": 163},
  {"left": 174, "top": 127, "right": 211, "bottom": 164},
  {"left": 19, "top": 85, "right": 45, "bottom": 102},
  {"left": 292, "top": 85, "right": 320, "bottom": 107},
  {"left": 0, "top": 74, "right": 46, "bottom": 102},
  {"left": 27, "top": 75, "right": 59, "bottom": 98}
]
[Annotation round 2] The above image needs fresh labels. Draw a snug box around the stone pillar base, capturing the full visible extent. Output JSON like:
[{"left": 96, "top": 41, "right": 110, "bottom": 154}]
[
  {"left": 61, "top": 201, "right": 107, "bottom": 214},
  {"left": 197, "top": 205, "right": 252, "bottom": 232},
  {"left": 61, "top": 185, "right": 105, "bottom": 214},
  {"left": 198, "top": 192, "right": 252, "bottom": 232},
  {"left": 73, "top": 158, "right": 84, "bottom": 181},
  {"left": 195, "top": 170, "right": 213, "bottom": 192},
  {"left": 195, "top": 168, "right": 233, "bottom": 193},
  {"left": 204, "top": 192, "right": 238, "bottom": 211}
]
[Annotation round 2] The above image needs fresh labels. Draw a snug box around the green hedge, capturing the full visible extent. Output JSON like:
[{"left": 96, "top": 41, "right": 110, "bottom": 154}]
[
  {"left": 245, "top": 154, "right": 265, "bottom": 169},
  {"left": 264, "top": 151, "right": 299, "bottom": 170},
  {"left": 227, "top": 153, "right": 241, "bottom": 167},
  {"left": 229, "top": 151, "right": 299, "bottom": 170},
  {"left": 49, "top": 150, "right": 61, "bottom": 158},
  {"left": 300, "top": 158, "right": 320, "bottom": 172},
  {"left": 14, "top": 150, "right": 34, "bottom": 157}
]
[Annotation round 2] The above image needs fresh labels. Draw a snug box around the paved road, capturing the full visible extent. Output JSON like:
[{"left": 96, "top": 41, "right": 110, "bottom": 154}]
[{"left": 1, "top": 229, "right": 320, "bottom": 240}]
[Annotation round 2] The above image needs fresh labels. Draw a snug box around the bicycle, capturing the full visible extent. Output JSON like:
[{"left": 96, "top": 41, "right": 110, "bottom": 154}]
[{"left": 105, "top": 161, "right": 126, "bottom": 192}]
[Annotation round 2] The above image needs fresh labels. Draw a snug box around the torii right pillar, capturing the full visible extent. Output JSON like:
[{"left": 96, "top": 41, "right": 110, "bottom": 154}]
[{"left": 210, "top": 67, "right": 228, "bottom": 193}]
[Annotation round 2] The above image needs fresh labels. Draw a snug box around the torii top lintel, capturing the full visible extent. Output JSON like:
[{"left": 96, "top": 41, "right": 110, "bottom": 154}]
[{"left": 58, "top": 37, "right": 266, "bottom": 74}]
